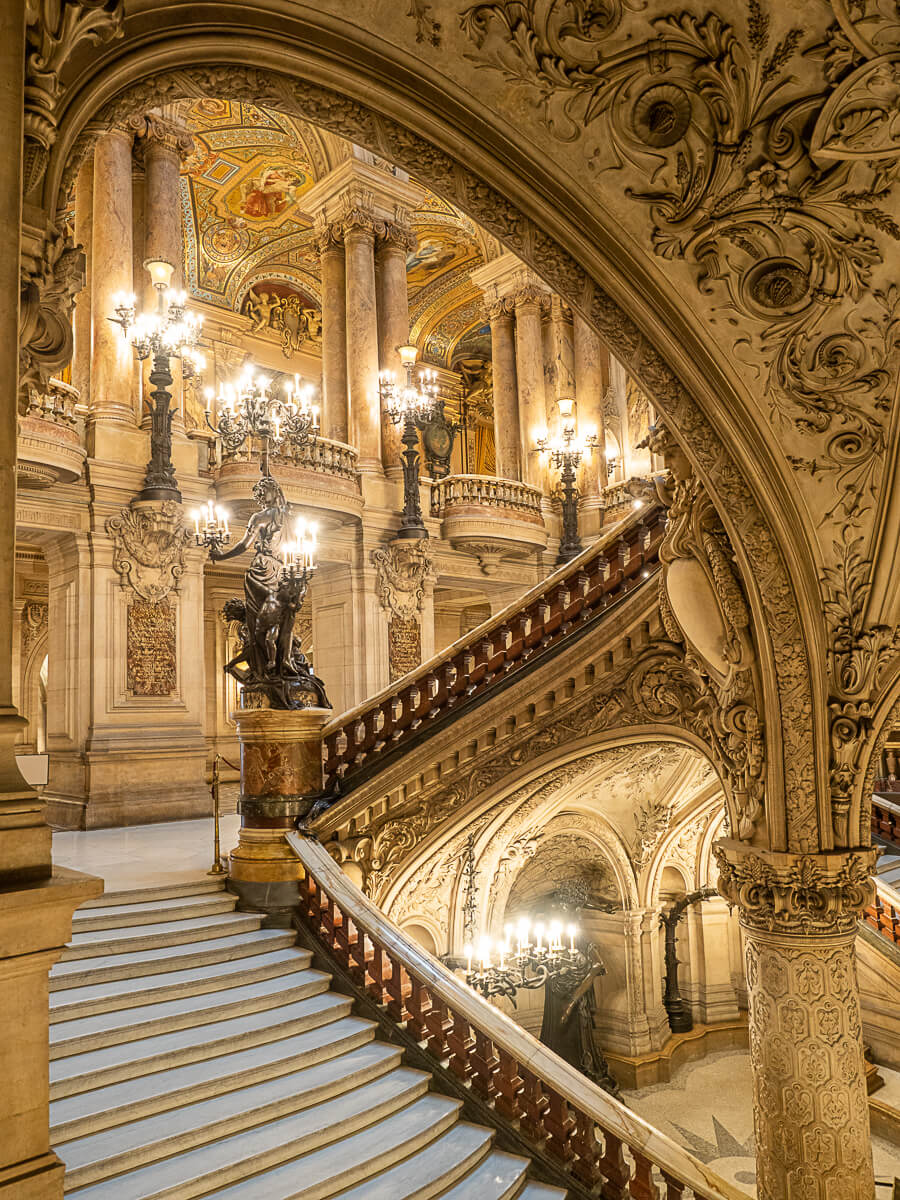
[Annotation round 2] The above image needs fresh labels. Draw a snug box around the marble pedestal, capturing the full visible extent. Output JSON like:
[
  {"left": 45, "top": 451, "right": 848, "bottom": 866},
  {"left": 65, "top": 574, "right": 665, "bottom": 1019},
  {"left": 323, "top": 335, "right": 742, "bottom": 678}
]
[{"left": 228, "top": 706, "right": 330, "bottom": 923}]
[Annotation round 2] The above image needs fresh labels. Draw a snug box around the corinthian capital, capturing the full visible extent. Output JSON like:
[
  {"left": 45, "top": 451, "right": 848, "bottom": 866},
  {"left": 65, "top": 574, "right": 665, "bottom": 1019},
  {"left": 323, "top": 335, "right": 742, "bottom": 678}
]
[
  {"left": 512, "top": 283, "right": 551, "bottom": 310},
  {"left": 128, "top": 112, "right": 195, "bottom": 159},
  {"left": 315, "top": 220, "right": 345, "bottom": 255},
  {"left": 376, "top": 221, "right": 417, "bottom": 255},
  {"left": 714, "top": 840, "right": 877, "bottom": 936},
  {"left": 488, "top": 297, "right": 516, "bottom": 321}
]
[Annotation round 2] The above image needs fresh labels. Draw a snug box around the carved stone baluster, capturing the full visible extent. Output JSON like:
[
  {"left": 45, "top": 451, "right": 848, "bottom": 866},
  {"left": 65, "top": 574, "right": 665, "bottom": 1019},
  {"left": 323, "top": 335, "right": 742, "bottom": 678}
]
[
  {"left": 406, "top": 975, "right": 430, "bottom": 1042},
  {"left": 494, "top": 1047, "right": 524, "bottom": 1121},
  {"left": 384, "top": 952, "right": 409, "bottom": 1023},
  {"left": 470, "top": 1028, "right": 499, "bottom": 1101},
  {"left": 543, "top": 1088, "right": 575, "bottom": 1166},
  {"left": 659, "top": 1171, "right": 686, "bottom": 1200},
  {"left": 519, "top": 1068, "right": 549, "bottom": 1141},
  {"left": 597, "top": 1129, "right": 630, "bottom": 1200},
  {"left": 367, "top": 942, "right": 388, "bottom": 1004},
  {"left": 347, "top": 917, "right": 368, "bottom": 987},
  {"left": 629, "top": 1151, "right": 658, "bottom": 1199},
  {"left": 571, "top": 1109, "right": 603, "bottom": 1187},
  {"left": 447, "top": 1011, "right": 473, "bottom": 1084},
  {"left": 329, "top": 895, "right": 348, "bottom": 965},
  {"left": 424, "top": 993, "right": 452, "bottom": 1060}
]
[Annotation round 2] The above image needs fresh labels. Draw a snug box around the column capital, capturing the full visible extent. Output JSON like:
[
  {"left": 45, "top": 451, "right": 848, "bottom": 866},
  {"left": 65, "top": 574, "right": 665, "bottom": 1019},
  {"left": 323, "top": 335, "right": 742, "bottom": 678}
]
[
  {"left": 487, "top": 297, "right": 516, "bottom": 321},
  {"left": 714, "top": 839, "right": 877, "bottom": 936},
  {"left": 512, "top": 283, "right": 552, "bottom": 311},
  {"left": 127, "top": 111, "right": 194, "bottom": 159},
  {"left": 315, "top": 219, "right": 346, "bottom": 255},
  {"left": 375, "top": 220, "right": 417, "bottom": 256},
  {"left": 341, "top": 207, "right": 377, "bottom": 241}
]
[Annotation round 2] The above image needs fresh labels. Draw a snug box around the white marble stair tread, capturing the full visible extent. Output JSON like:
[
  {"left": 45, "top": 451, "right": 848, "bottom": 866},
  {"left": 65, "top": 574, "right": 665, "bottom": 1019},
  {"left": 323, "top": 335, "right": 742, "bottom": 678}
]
[
  {"left": 71, "top": 894, "right": 237, "bottom": 931},
  {"left": 62, "top": 912, "right": 265, "bottom": 959},
  {"left": 328, "top": 1121, "right": 495, "bottom": 1200},
  {"left": 79, "top": 880, "right": 225, "bottom": 909},
  {"left": 514, "top": 1184, "right": 570, "bottom": 1199},
  {"left": 50, "top": 946, "right": 312, "bottom": 1019},
  {"left": 50, "top": 968, "right": 332, "bottom": 1055},
  {"left": 64, "top": 1068, "right": 440, "bottom": 1200},
  {"left": 50, "top": 991, "right": 354, "bottom": 1098},
  {"left": 194, "top": 1092, "right": 463, "bottom": 1200},
  {"left": 50, "top": 1014, "right": 377, "bottom": 1141},
  {"left": 50, "top": 929, "right": 298, "bottom": 989},
  {"left": 428, "top": 1150, "right": 536, "bottom": 1200},
  {"left": 57, "top": 1041, "right": 407, "bottom": 1188}
]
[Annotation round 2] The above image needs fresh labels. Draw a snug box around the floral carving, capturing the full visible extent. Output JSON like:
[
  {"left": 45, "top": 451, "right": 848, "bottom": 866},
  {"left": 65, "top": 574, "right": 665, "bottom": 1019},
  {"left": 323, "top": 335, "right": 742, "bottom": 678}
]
[{"left": 372, "top": 540, "right": 434, "bottom": 622}]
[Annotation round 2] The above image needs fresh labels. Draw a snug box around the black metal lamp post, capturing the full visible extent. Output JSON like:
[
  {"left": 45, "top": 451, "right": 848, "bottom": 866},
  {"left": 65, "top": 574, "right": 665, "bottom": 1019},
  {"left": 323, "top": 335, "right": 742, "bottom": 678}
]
[
  {"left": 110, "top": 258, "right": 205, "bottom": 503},
  {"left": 535, "top": 398, "right": 599, "bottom": 564},
  {"left": 660, "top": 885, "right": 717, "bottom": 1033},
  {"left": 379, "top": 344, "right": 441, "bottom": 540}
]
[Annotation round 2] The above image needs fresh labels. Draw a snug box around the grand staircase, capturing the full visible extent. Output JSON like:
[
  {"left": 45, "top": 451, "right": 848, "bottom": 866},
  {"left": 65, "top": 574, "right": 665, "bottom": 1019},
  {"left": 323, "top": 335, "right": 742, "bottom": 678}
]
[{"left": 49, "top": 878, "right": 566, "bottom": 1199}]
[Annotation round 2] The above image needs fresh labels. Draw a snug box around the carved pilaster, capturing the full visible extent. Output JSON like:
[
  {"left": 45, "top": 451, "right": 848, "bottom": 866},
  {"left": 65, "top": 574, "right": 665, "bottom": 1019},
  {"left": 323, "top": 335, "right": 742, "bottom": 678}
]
[
  {"left": 372, "top": 540, "right": 434, "bottom": 681},
  {"left": 716, "top": 841, "right": 877, "bottom": 1200}
]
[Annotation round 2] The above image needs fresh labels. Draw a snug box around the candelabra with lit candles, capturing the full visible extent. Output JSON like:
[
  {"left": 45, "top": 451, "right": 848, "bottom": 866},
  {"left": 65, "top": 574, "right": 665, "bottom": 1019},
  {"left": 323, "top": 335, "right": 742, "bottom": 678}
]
[
  {"left": 534, "top": 397, "right": 600, "bottom": 564},
  {"left": 463, "top": 917, "right": 588, "bottom": 1004},
  {"left": 205, "top": 366, "right": 319, "bottom": 466},
  {"left": 378, "top": 344, "right": 441, "bottom": 539},
  {"left": 110, "top": 258, "right": 205, "bottom": 503}
]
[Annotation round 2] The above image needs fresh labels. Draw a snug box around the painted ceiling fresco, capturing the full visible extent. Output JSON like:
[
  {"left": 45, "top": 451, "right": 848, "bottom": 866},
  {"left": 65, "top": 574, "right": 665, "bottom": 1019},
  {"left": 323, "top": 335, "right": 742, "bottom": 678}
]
[{"left": 177, "top": 100, "right": 490, "bottom": 369}]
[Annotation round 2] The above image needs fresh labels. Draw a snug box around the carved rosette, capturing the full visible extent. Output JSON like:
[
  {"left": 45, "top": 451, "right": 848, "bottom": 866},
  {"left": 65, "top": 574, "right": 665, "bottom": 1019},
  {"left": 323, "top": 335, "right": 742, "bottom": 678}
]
[{"left": 106, "top": 500, "right": 192, "bottom": 603}]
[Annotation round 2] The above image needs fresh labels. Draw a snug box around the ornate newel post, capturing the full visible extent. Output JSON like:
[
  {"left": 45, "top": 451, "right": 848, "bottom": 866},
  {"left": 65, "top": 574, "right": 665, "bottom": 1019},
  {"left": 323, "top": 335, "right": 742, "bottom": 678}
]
[
  {"left": 229, "top": 705, "right": 330, "bottom": 922},
  {"left": 716, "top": 842, "right": 878, "bottom": 1200}
]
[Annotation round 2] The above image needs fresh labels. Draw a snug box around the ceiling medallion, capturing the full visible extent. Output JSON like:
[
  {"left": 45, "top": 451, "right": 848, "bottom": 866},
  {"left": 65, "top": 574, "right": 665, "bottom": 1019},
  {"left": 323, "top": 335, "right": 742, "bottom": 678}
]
[
  {"left": 742, "top": 258, "right": 811, "bottom": 315},
  {"left": 631, "top": 84, "right": 691, "bottom": 148},
  {"left": 202, "top": 220, "right": 251, "bottom": 264}
]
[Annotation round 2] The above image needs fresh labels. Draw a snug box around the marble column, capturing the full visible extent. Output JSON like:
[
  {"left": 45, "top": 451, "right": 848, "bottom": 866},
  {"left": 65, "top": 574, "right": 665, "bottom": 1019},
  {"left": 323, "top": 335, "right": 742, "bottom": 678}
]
[
  {"left": 0, "top": 9, "right": 102, "bottom": 1200},
  {"left": 574, "top": 311, "right": 609, "bottom": 504},
  {"left": 133, "top": 113, "right": 192, "bottom": 431},
  {"left": 375, "top": 224, "right": 415, "bottom": 472},
  {"left": 716, "top": 842, "right": 878, "bottom": 1200},
  {"left": 514, "top": 286, "right": 548, "bottom": 489},
  {"left": 71, "top": 157, "right": 94, "bottom": 407},
  {"left": 344, "top": 216, "right": 382, "bottom": 471},
  {"left": 318, "top": 225, "right": 349, "bottom": 443},
  {"left": 90, "top": 128, "right": 136, "bottom": 433},
  {"left": 488, "top": 300, "right": 521, "bottom": 481}
]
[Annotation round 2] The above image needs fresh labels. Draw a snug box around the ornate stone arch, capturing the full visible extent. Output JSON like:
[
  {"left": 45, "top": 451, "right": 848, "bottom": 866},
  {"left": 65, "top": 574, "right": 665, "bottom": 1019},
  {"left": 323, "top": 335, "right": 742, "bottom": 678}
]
[{"left": 39, "top": 30, "right": 824, "bottom": 852}]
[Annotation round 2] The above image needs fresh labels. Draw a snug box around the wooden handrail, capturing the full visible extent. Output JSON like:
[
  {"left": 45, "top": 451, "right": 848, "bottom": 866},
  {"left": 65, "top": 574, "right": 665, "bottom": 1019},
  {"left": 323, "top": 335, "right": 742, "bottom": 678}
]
[
  {"left": 288, "top": 831, "right": 750, "bottom": 1200},
  {"left": 322, "top": 500, "right": 666, "bottom": 791}
]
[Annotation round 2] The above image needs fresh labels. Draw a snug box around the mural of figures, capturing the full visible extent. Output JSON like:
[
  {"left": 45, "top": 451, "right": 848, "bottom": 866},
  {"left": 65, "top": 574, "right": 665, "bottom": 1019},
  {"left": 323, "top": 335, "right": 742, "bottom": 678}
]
[{"left": 238, "top": 165, "right": 305, "bottom": 219}]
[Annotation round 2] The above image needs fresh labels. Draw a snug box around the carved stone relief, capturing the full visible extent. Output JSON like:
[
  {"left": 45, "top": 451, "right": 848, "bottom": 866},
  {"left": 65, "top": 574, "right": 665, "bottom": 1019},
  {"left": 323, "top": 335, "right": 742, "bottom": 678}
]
[
  {"left": 373, "top": 540, "right": 434, "bottom": 681},
  {"left": 106, "top": 501, "right": 192, "bottom": 603},
  {"left": 21, "top": 601, "right": 48, "bottom": 659},
  {"left": 19, "top": 227, "right": 85, "bottom": 400},
  {"left": 126, "top": 599, "right": 176, "bottom": 696}
]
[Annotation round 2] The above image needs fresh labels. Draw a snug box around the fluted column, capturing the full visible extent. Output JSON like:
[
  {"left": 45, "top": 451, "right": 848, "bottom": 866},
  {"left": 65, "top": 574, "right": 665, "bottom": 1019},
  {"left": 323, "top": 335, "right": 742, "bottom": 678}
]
[
  {"left": 375, "top": 223, "right": 416, "bottom": 472},
  {"left": 318, "top": 224, "right": 349, "bottom": 443},
  {"left": 90, "top": 127, "right": 136, "bottom": 432},
  {"left": 71, "top": 157, "right": 93, "bottom": 406},
  {"left": 716, "top": 842, "right": 877, "bottom": 1200},
  {"left": 513, "top": 286, "right": 548, "bottom": 488},
  {"left": 344, "top": 216, "right": 382, "bottom": 471},
  {"left": 131, "top": 113, "right": 193, "bottom": 431},
  {"left": 488, "top": 300, "right": 521, "bottom": 481},
  {"left": 574, "top": 311, "right": 609, "bottom": 504}
]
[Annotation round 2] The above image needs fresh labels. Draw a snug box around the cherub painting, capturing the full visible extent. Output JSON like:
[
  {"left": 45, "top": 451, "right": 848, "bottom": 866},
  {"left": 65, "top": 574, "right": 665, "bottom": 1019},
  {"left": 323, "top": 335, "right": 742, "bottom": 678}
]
[{"left": 239, "top": 166, "right": 303, "bottom": 218}]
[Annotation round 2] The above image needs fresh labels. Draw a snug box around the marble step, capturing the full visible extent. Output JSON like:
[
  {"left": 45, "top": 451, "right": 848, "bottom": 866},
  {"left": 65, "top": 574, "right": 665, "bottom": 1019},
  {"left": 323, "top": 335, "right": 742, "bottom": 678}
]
[
  {"left": 50, "top": 1014, "right": 377, "bottom": 1142},
  {"left": 79, "top": 880, "right": 226, "bottom": 909},
  {"left": 50, "top": 990, "right": 354, "bottom": 1099},
  {"left": 515, "top": 1186, "right": 570, "bottom": 1200},
  {"left": 328, "top": 1121, "right": 494, "bottom": 1199},
  {"left": 71, "top": 894, "right": 237, "bottom": 932},
  {"left": 61, "top": 912, "right": 266, "bottom": 960},
  {"left": 50, "top": 968, "right": 332, "bottom": 1057},
  {"left": 433, "top": 1150, "right": 559, "bottom": 1200},
  {"left": 50, "top": 929, "right": 298, "bottom": 991},
  {"left": 58, "top": 1041, "right": 407, "bottom": 1189},
  {"left": 65, "top": 1069, "right": 446, "bottom": 1200},
  {"left": 50, "top": 946, "right": 313, "bottom": 1020}
]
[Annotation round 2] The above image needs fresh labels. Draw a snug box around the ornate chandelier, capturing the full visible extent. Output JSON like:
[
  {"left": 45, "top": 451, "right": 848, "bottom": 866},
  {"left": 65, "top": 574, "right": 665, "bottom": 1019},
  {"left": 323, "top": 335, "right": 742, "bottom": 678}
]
[{"left": 205, "top": 366, "right": 319, "bottom": 457}]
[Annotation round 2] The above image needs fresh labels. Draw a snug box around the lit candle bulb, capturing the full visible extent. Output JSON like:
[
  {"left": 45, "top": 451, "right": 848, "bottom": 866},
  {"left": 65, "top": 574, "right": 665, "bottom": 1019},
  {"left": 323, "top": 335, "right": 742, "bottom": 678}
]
[
  {"left": 567, "top": 924, "right": 576, "bottom": 953},
  {"left": 517, "top": 918, "right": 529, "bottom": 955},
  {"left": 312, "top": 404, "right": 320, "bottom": 429},
  {"left": 479, "top": 937, "right": 491, "bottom": 971},
  {"left": 204, "top": 387, "right": 213, "bottom": 413},
  {"left": 535, "top": 924, "right": 544, "bottom": 953},
  {"left": 464, "top": 943, "right": 472, "bottom": 975},
  {"left": 499, "top": 941, "right": 506, "bottom": 970},
  {"left": 192, "top": 510, "right": 200, "bottom": 537}
]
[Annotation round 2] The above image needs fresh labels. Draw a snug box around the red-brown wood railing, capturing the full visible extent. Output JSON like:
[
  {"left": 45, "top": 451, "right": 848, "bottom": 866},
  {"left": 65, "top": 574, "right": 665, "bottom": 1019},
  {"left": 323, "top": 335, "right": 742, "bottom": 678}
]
[
  {"left": 289, "top": 832, "right": 750, "bottom": 1200},
  {"left": 873, "top": 795, "right": 900, "bottom": 847},
  {"left": 864, "top": 887, "right": 900, "bottom": 947},
  {"left": 322, "top": 501, "right": 666, "bottom": 791}
]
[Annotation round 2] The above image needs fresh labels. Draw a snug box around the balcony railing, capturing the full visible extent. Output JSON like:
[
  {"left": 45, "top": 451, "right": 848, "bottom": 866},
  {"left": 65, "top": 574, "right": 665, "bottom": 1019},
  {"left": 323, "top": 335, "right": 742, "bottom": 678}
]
[
  {"left": 288, "top": 832, "right": 749, "bottom": 1200},
  {"left": 24, "top": 378, "right": 81, "bottom": 424},
  {"left": 322, "top": 500, "right": 666, "bottom": 790},
  {"left": 17, "top": 378, "right": 86, "bottom": 487},
  {"left": 431, "top": 475, "right": 543, "bottom": 519},
  {"left": 221, "top": 435, "right": 360, "bottom": 480}
]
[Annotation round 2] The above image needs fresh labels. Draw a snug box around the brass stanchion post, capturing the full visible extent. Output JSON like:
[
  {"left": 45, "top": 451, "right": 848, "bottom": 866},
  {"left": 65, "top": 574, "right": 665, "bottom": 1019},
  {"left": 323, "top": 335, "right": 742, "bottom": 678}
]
[{"left": 207, "top": 754, "right": 227, "bottom": 876}]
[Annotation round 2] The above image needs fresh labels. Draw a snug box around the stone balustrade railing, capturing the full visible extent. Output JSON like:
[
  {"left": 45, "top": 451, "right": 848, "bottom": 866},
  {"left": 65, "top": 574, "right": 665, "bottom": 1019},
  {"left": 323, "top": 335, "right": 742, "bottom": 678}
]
[
  {"left": 24, "top": 377, "right": 81, "bottom": 425},
  {"left": 872, "top": 793, "right": 900, "bottom": 844},
  {"left": 221, "top": 435, "right": 360, "bottom": 480},
  {"left": 431, "top": 474, "right": 543, "bottom": 518},
  {"left": 288, "top": 831, "right": 749, "bottom": 1200},
  {"left": 322, "top": 500, "right": 666, "bottom": 790},
  {"left": 864, "top": 880, "right": 900, "bottom": 948}
]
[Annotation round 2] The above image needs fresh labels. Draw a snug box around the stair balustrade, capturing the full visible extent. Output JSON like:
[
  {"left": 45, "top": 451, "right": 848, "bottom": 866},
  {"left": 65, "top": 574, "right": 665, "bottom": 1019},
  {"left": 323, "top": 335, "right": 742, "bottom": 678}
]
[
  {"left": 873, "top": 795, "right": 900, "bottom": 846},
  {"left": 323, "top": 501, "right": 666, "bottom": 791},
  {"left": 289, "top": 831, "right": 749, "bottom": 1200},
  {"left": 864, "top": 883, "right": 900, "bottom": 947}
]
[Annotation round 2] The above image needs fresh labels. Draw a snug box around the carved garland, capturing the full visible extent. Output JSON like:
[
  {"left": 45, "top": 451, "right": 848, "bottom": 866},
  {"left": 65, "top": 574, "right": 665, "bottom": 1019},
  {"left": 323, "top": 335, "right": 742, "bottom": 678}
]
[{"left": 54, "top": 63, "right": 811, "bottom": 847}]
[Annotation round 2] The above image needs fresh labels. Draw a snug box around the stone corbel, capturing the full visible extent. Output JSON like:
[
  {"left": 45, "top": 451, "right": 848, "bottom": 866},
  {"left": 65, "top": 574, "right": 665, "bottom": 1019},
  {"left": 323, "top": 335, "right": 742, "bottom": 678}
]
[
  {"left": 106, "top": 500, "right": 192, "bottom": 603},
  {"left": 372, "top": 540, "right": 435, "bottom": 623},
  {"left": 19, "top": 226, "right": 85, "bottom": 400},
  {"left": 23, "top": 0, "right": 124, "bottom": 194}
]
